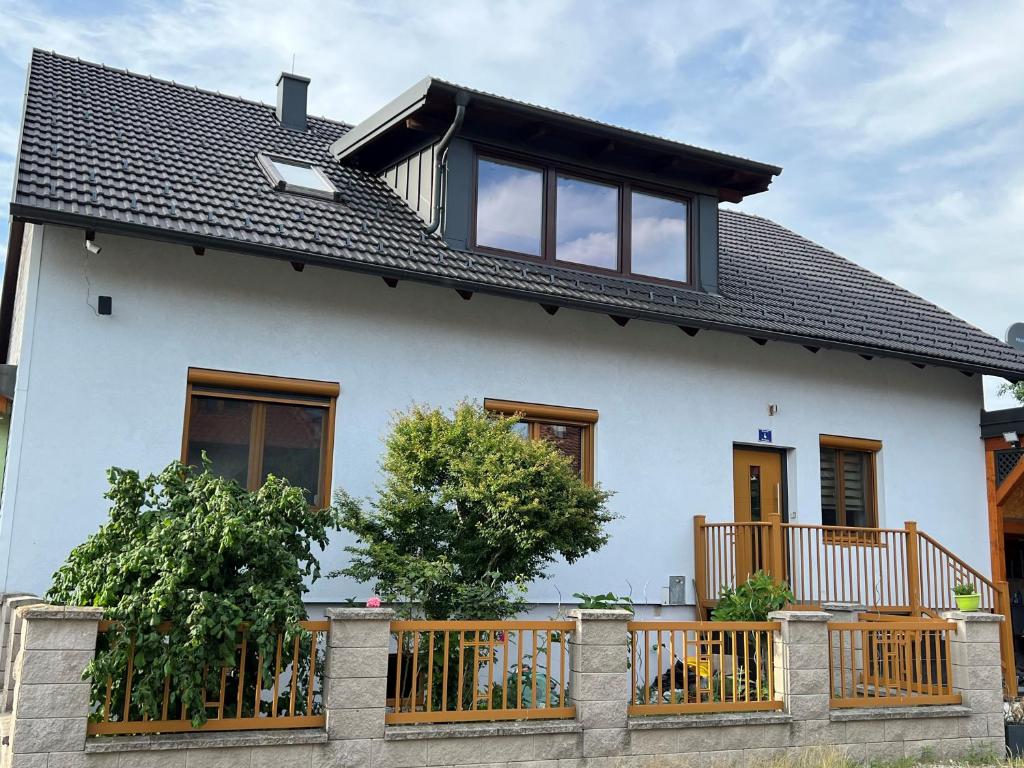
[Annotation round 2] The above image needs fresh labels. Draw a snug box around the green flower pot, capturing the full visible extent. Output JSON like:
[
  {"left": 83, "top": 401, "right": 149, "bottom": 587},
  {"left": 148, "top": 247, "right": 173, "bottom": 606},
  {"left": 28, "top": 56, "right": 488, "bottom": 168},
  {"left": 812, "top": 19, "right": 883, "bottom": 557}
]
[{"left": 954, "top": 593, "right": 980, "bottom": 612}]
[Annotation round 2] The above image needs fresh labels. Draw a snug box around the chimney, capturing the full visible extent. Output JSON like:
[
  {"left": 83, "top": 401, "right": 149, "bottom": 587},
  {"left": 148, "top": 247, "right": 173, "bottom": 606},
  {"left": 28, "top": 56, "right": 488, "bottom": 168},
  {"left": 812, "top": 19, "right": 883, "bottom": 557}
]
[{"left": 276, "top": 72, "right": 310, "bottom": 131}]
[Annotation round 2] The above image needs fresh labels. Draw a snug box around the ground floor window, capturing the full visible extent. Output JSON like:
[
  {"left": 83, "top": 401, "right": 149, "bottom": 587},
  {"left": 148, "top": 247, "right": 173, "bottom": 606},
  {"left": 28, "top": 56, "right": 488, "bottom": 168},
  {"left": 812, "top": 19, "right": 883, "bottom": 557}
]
[
  {"left": 819, "top": 435, "right": 881, "bottom": 528},
  {"left": 182, "top": 368, "right": 338, "bottom": 506},
  {"left": 483, "top": 399, "right": 597, "bottom": 485}
]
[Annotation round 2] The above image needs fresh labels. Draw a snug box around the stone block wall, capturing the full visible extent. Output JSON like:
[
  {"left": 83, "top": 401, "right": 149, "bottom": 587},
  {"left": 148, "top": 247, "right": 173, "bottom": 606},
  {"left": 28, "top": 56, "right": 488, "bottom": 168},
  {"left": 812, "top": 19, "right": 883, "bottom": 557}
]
[{"left": 0, "top": 606, "right": 1007, "bottom": 767}]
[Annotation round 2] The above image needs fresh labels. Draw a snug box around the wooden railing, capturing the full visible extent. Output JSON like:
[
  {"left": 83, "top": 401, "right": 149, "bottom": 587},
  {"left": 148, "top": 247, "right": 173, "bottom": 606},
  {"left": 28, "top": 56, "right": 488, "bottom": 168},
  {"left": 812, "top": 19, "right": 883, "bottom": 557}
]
[
  {"left": 694, "top": 515, "right": 1014, "bottom": 693},
  {"left": 88, "top": 620, "right": 328, "bottom": 735},
  {"left": 387, "top": 620, "right": 575, "bottom": 725},
  {"left": 828, "top": 619, "right": 960, "bottom": 708},
  {"left": 627, "top": 621, "right": 781, "bottom": 715}
]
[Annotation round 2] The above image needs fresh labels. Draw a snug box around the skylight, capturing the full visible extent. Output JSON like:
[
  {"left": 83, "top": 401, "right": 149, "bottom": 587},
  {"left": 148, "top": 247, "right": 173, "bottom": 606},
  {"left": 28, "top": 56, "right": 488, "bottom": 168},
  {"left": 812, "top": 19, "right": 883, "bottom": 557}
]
[{"left": 257, "top": 152, "right": 339, "bottom": 200}]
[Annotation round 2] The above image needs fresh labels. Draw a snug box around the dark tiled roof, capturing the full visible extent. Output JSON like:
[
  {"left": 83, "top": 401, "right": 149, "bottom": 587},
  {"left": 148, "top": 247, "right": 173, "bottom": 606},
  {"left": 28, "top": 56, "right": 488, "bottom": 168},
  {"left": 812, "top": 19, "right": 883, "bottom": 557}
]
[{"left": 10, "top": 50, "right": 1024, "bottom": 380}]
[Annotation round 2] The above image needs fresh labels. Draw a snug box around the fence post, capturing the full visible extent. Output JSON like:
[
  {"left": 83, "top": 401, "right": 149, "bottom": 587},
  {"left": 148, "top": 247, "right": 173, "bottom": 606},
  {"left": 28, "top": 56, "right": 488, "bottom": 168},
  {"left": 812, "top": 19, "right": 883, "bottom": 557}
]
[
  {"left": 942, "top": 610, "right": 1006, "bottom": 756},
  {"left": 324, "top": 606, "right": 393, "bottom": 749},
  {"left": 568, "top": 608, "right": 631, "bottom": 758},
  {"left": 769, "top": 609, "right": 836, "bottom": 746},
  {"left": 6, "top": 604, "right": 102, "bottom": 767},
  {"left": 905, "top": 521, "right": 922, "bottom": 616},
  {"left": 693, "top": 515, "right": 706, "bottom": 618},
  {"left": 768, "top": 512, "right": 785, "bottom": 583}
]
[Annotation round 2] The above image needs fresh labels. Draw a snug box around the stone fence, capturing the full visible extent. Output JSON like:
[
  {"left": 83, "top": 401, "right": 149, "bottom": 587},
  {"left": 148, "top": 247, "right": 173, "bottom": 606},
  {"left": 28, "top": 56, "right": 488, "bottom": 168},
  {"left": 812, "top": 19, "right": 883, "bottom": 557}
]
[{"left": 0, "top": 604, "right": 1006, "bottom": 768}]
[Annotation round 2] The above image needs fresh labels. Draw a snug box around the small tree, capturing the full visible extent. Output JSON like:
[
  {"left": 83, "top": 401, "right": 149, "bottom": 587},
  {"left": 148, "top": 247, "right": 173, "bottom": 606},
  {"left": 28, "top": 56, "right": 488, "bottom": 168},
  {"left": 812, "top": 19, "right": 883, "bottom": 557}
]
[
  {"left": 1000, "top": 381, "right": 1024, "bottom": 405},
  {"left": 335, "top": 403, "right": 614, "bottom": 620},
  {"left": 47, "top": 459, "right": 340, "bottom": 726}
]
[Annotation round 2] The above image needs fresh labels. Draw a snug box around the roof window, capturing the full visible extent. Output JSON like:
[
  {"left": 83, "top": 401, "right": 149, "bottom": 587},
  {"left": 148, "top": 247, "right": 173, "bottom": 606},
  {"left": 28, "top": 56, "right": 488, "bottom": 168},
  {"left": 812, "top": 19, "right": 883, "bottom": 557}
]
[{"left": 257, "top": 152, "right": 340, "bottom": 200}]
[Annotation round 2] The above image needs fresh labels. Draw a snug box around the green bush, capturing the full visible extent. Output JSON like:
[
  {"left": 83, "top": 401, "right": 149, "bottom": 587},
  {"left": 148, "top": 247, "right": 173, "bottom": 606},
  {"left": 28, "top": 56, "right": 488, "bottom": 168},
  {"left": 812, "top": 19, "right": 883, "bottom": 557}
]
[
  {"left": 47, "top": 459, "right": 340, "bottom": 726},
  {"left": 335, "top": 402, "right": 614, "bottom": 620},
  {"left": 710, "top": 570, "right": 794, "bottom": 622}
]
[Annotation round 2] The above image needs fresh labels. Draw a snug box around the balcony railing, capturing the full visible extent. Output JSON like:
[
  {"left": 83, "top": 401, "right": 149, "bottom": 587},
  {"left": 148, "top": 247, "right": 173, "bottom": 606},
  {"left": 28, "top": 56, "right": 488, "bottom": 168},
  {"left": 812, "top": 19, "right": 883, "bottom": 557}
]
[
  {"left": 828, "top": 619, "right": 959, "bottom": 708},
  {"left": 627, "top": 621, "right": 781, "bottom": 715},
  {"left": 693, "top": 514, "right": 1014, "bottom": 694},
  {"left": 88, "top": 620, "right": 328, "bottom": 735},
  {"left": 386, "top": 620, "right": 575, "bottom": 725}
]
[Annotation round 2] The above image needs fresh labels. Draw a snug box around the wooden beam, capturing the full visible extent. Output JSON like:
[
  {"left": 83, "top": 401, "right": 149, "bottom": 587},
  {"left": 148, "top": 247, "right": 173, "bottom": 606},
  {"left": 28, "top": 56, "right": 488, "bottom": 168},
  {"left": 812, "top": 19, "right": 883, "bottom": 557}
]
[
  {"left": 193, "top": 246, "right": 206, "bottom": 256},
  {"left": 750, "top": 337, "right": 768, "bottom": 346},
  {"left": 540, "top": 304, "right": 559, "bottom": 316},
  {"left": 679, "top": 326, "right": 700, "bottom": 337},
  {"left": 996, "top": 457, "right": 1024, "bottom": 506},
  {"left": 456, "top": 289, "right": 473, "bottom": 301},
  {"left": 860, "top": 354, "right": 874, "bottom": 361},
  {"left": 804, "top": 346, "right": 820, "bottom": 354},
  {"left": 610, "top": 315, "right": 630, "bottom": 327},
  {"left": 290, "top": 261, "right": 304, "bottom": 272},
  {"left": 382, "top": 277, "right": 399, "bottom": 288}
]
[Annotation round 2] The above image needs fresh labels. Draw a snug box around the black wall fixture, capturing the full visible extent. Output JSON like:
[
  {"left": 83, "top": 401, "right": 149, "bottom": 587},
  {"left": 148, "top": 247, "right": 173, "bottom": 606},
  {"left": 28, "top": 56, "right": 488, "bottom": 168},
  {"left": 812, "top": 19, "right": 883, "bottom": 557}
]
[{"left": 97, "top": 296, "right": 112, "bottom": 315}]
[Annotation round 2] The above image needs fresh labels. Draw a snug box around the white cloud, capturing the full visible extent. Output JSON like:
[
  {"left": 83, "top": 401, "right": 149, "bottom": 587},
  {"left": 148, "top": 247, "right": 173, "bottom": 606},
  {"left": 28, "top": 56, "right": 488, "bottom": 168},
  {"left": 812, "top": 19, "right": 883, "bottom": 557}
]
[{"left": 0, "top": 0, "right": 1022, "bottom": 407}]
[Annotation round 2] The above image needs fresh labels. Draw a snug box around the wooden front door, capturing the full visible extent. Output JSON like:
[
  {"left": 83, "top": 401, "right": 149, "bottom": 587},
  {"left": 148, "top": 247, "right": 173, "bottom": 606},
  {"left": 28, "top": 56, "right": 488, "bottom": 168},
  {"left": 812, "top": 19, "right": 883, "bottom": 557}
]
[{"left": 732, "top": 448, "right": 784, "bottom": 581}]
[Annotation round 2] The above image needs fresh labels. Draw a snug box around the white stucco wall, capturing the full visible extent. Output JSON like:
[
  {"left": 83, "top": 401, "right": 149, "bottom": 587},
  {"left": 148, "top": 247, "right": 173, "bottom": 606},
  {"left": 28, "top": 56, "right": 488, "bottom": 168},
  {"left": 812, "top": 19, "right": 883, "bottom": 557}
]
[{"left": 0, "top": 225, "right": 992, "bottom": 607}]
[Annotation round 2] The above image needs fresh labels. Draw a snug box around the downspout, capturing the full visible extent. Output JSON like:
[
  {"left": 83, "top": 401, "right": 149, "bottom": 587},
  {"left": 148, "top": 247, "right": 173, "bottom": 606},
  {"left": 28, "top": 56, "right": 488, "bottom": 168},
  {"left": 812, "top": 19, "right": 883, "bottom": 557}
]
[{"left": 424, "top": 92, "right": 470, "bottom": 235}]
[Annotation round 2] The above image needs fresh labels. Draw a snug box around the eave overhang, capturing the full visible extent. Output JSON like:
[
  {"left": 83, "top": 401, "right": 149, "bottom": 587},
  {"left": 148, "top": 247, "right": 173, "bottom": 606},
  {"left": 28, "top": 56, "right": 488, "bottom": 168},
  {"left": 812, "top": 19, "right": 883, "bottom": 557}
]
[
  {"left": 11, "top": 204, "right": 1024, "bottom": 384},
  {"left": 329, "top": 77, "right": 782, "bottom": 201}
]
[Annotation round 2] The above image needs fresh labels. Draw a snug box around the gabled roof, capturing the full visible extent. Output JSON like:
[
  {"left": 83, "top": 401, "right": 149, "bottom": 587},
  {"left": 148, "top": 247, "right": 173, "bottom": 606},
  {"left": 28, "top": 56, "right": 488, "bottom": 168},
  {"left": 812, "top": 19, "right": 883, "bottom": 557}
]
[{"left": 7, "top": 50, "right": 1024, "bottom": 381}]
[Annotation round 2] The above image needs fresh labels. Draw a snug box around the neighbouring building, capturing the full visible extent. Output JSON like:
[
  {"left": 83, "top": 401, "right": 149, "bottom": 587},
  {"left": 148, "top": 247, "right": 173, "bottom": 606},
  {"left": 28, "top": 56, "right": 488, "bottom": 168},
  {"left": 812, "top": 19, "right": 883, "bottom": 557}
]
[{"left": 2, "top": 51, "right": 1023, "bottom": 655}]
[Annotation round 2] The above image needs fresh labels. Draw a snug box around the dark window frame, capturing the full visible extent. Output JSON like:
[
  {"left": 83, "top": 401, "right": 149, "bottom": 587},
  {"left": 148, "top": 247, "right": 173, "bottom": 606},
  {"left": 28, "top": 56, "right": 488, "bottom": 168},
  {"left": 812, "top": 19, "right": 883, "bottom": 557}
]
[
  {"left": 483, "top": 398, "right": 598, "bottom": 486},
  {"left": 819, "top": 435, "right": 881, "bottom": 530},
  {"left": 470, "top": 148, "right": 694, "bottom": 288},
  {"left": 182, "top": 368, "right": 339, "bottom": 507}
]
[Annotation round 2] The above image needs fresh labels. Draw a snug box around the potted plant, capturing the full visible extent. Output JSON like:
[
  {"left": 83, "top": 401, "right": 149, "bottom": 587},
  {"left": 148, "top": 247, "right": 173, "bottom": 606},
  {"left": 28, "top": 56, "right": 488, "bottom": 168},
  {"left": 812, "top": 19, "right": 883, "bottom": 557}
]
[
  {"left": 1007, "top": 699, "right": 1024, "bottom": 757},
  {"left": 953, "top": 580, "right": 980, "bottom": 612}
]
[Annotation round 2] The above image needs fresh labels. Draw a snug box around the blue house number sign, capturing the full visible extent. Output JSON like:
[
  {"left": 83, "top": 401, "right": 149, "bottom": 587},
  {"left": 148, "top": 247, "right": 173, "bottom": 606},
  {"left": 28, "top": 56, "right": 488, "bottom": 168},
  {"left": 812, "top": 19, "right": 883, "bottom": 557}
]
[{"left": 758, "top": 429, "right": 772, "bottom": 443}]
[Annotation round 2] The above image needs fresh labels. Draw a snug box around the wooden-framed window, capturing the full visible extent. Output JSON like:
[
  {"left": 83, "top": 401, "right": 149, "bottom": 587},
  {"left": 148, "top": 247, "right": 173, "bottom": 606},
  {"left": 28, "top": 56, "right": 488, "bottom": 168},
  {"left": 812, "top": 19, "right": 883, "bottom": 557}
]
[
  {"left": 819, "top": 435, "right": 881, "bottom": 529},
  {"left": 483, "top": 399, "right": 598, "bottom": 485},
  {"left": 182, "top": 368, "right": 339, "bottom": 507},
  {"left": 472, "top": 151, "right": 692, "bottom": 287}
]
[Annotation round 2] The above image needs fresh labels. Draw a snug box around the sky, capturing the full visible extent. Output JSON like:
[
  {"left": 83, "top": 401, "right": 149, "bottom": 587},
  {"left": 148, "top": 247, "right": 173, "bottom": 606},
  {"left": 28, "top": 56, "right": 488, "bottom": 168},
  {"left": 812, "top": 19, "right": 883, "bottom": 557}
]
[{"left": 0, "top": 0, "right": 1022, "bottom": 407}]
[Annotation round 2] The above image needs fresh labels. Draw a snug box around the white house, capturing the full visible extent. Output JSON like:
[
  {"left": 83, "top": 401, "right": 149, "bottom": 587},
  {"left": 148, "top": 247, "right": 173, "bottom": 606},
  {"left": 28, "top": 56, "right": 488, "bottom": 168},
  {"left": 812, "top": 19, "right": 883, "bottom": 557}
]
[{"left": 2, "top": 51, "right": 1022, "bottom": 630}]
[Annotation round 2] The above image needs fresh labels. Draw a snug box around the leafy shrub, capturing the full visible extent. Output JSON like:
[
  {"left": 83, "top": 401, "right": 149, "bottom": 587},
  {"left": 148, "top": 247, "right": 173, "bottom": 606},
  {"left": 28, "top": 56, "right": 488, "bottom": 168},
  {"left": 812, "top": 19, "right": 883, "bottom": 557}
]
[
  {"left": 710, "top": 570, "right": 794, "bottom": 622},
  {"left": 47, "top": 459, "right": 340, "bottom": 726},
  {"left": 335, "top": 403, "right": 614, "bottom": 620},
  {"left": 573, "top": 591, "right": 634, "bottom": 610}
]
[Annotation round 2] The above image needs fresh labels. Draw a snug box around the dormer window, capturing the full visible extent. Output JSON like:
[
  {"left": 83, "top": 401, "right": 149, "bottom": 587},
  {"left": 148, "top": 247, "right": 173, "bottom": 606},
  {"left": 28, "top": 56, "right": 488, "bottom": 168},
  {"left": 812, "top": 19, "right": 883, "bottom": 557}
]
[{"left": 472, "top": 152, "right": 691, "bottom": 285}]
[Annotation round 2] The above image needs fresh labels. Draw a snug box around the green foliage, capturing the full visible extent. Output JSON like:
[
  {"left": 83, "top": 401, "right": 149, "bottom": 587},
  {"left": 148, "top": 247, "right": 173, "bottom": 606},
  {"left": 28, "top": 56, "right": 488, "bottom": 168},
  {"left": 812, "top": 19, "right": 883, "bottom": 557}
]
[
  {"left": 711, "top": 571, "right": 794, "bottom": 622},
  {"left": 952, "top": 580, "right": 979, "bottom": 596},
  {"left": 1000, "top": 381, "right": 1024, "bottom": 405},
  {"left": 335, "top": 403, "right": 614, "bottom": 619},
  {"left": 573, "top": 591, "right": 633, "bottom": 610},
  {"left": 47, "top": 459, "right": 340, "bottom": 727}
]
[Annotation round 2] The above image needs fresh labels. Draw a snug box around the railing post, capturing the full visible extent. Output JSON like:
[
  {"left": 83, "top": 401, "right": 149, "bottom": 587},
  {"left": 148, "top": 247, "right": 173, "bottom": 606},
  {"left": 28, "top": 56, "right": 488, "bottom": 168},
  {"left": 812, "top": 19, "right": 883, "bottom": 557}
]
[
  {"left": 770, "top": 609, "right": 836, "bottom": 745},
  {"left": 6, "top": 604, "right": 102, "bottom": 766},
  {"left": 568, "top": 609, "right": 631, "bottom": 758},
  {"left": 997, "top": 580, "right": 1015, "bottom": 696},
  {"left": 905, "top": 521, "right": 922, "bottom": 616},
  {"left": 693, "top": 515, "right": 706, "bottom": 618},
  {"left": 324, "top": 607, "right": 393, "bottom": 745},
  {"left": 942, "top": 609, "right": 1006, "bottom": 756},
  {"left": 768, "top": 512, "right": 785, "bottom": 583}
]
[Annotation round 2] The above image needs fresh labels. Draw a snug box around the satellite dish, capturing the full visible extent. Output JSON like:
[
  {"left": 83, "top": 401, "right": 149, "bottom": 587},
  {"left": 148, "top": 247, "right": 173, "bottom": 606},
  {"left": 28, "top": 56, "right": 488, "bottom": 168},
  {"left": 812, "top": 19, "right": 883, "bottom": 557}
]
[{"left": 1007, "top": 322, "right": 1024, "bottom": 351}]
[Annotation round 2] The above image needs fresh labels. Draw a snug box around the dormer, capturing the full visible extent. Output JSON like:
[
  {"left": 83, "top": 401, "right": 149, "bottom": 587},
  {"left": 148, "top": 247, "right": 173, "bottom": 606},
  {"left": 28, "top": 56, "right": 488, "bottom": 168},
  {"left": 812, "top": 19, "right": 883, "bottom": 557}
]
[{"left": 331, "top": 78, "right": 781, "bottom": 294}]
